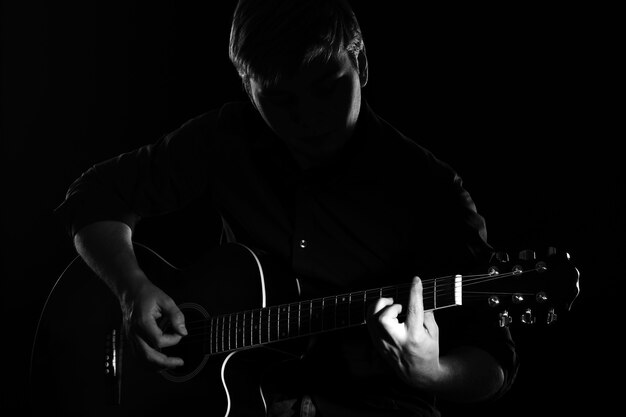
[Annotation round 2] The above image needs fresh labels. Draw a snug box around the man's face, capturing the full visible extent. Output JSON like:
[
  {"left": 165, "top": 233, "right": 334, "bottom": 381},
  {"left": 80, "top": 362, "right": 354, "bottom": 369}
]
[{"left": 249, "top": 50, "right": 362, "bottom": 168}]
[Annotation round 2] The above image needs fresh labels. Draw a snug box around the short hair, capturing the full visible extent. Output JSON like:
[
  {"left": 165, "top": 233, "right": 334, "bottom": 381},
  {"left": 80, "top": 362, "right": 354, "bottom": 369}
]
[{"left": 228, "top": 0, "right": 364, "bottom": 93}]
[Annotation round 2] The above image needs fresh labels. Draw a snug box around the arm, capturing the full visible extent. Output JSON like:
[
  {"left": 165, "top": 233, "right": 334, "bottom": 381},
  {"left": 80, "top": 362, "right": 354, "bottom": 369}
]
[
  {"left": 54, "top": 113, "right": 219, "bottom": 367},
  {"left": 74, "top": 220, "right": 187, "bottom": 369},
  {"left": 367, "top": 276, "right": 505, "bottom": 403}
]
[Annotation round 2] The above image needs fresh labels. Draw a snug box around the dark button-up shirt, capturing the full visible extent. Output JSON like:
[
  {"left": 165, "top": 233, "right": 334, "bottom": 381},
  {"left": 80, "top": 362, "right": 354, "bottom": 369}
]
[{"left": 55, "top": 99, "right": 518, "bottom": 416}]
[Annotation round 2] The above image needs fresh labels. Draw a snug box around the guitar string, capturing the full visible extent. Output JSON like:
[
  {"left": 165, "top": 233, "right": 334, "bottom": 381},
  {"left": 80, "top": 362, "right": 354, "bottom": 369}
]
[
  {"left": 174, "top": 268, "right": 541, "bottom": 335},
  {"left": 165, "top": 268, "right": 544, "bottom": 348},
  {"left": 177, "top": 267, "right": 539, "bottom": 331}
]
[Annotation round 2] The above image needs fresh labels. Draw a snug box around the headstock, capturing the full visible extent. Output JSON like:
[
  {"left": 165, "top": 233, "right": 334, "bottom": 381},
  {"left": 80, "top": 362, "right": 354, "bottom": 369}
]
[{"left": 466, "top": 247, "right": 580, "bottom": 328}]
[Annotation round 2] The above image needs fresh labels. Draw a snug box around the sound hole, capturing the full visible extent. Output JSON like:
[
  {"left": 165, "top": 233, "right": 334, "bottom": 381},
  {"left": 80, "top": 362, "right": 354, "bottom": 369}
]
[{"left": 160, "top": 303, "right": 209, "bottom": 381}]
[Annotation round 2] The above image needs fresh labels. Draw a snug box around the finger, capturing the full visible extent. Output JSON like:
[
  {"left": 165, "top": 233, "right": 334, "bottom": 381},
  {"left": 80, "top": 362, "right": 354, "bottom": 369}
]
[
  {"left": 378, "top": 303, "right": 403, "bottom": 326},
  {"left": 374, "top": 302, "right": 406, "bottom": 346},
  {"left": 423, "top": 311, "right": 438, "bottom": 337},
  {"left": 158, "top": 332, "right": 184, "bottom": 348},
  {"left": 367, "top": 297, "right": 394, "bottom": 318},
  {"left": 406, "top": 276, "right": 424, "bottom": 333},
  {"left": 367, "top": 300, "right": 405, "bottom": 349},
  {"left": 135, "top": 335, "right": 184, "bottom": 369},
  {"left": 141, "top": 313, "right": 184, "bottom": 349},
  {"left": 167, "top": 304, "right": 188, "bottom": 336}
]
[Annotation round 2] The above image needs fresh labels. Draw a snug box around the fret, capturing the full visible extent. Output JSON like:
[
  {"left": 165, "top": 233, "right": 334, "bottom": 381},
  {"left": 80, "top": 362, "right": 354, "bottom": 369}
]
[
  {"left": 336, "top": 294, "right": 349, "bottom": 328},
  {"left": 261, "top": 308, "right": 266, "bottom": 345},
  {"left": 279, "top": 305, "right": 289, "bottom": 339},
  {"left": 218, "top": 315, "right": 224, "bottom": 353},
  {"left": 381, "top": 286, "right": 395, "bottom": 300},
  {"left": 256, "top": 309, "right": 262, "bottom": 345},
  {"left": 228, "top": 314, "right": 233, "bottom": 351},
  {"left": 234, "top": 314, "right": 239, "bottom": 349},
  {"left": 214, "top": 316, "right": 219, "bottom": 353},
  {"left": 298, "top": 303, "right": 301, "bottom": 336},
  {"left": 260, "top": 307, "right": 269, "bottom": 344},
  {"left": 429, "top": 275, "right": 463, "bottom": 310},
  {"left": 288, "top": 303, "right": 300, "bottom": 338},
  {"left": 322, "top": 296, "right": 336, "bottom": 331},
  {"left": 269, "top": 306, "right": 279, "bottom": 342},
  {"left": 234, "top": 313, "right": 241, "bottom": 349},
  {"left": 310, "top": 299, "right": 322, "bottom": 333},
  {"left": 250, "top": 310, "right": 256, "bottom": 347},
  {"left": 248, "top": 311, "right": 253, "bottom": 346},
  {"left": 251, "top": 311, "right": 256, "bottom": 346},
  {"left": 242, "top": 311, "right": 247, "bottom": 347},
  {"left": 252, "top": 310, "right": 263, "bottom": 344},
  {"left": 300, "top": 300, "right": 311, "bottom": 335},
  {"left": 424, "top": 279, "right": 435, "bottom": 311},
  {"left": 349, "top": 291, "right": 366, "bottom": 326},
  {"left": 362, "top": 290, "right": 368, "bottom": 325},
  {"left": 217, "top": 316, "right": 222, "bottom": 353},
  {"left": 244, "top": 311, "right": 250, "bottom": 347},
  {"left": 364, "top": 288, "right": 379, "bottom": 319},
  {"left": 428, "top": 279, "right": 436, "bottom": 311}
]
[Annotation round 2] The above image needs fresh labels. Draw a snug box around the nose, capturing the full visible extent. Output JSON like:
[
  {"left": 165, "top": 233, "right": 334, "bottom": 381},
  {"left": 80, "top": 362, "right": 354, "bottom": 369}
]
[{"left": 289, "top": 95, "right": 327, "bottom": 133}]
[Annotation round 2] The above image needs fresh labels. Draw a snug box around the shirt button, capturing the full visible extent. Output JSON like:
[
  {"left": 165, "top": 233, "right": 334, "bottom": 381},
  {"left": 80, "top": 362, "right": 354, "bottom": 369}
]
[{"left": 299, "top": 239, "right": 308, "bottom": 249}]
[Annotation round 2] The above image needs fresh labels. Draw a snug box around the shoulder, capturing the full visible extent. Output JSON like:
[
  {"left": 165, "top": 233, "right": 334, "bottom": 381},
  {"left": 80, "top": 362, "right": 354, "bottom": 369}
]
[
  {"left": 365, "top": 104, "right": 460, "bottom": 187},
  {"left": 173, "top": 101, "right": 255, "bottom": 134},
  {"left": 160, "top": 101, "right": 257, "bottom": 150}
]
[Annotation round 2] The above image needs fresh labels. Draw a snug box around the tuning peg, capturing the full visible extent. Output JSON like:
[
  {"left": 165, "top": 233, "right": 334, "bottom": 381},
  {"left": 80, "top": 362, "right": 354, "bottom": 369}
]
[
  {"left": 498, "top": 310, "right": 512, "bottom": 328},
  {"left": 512, "top": 293, "right": 524, "bottom": 303},
  {"left": 521, "top": 308, "right": 536, "bottom": 325},
  {"left": 546, "top": 308, "right": 558, "bottom": 325},
  {"left": 488, "top": 295, "right": 501, "bottom": 308},
  {"left": 535, "top": 260, "right": 548, "bottom": 273},
  {"left": 487, "top": 266, "right": 499, "bottom": 275},
  {"left": 488, "top": 251, "right": 510, "bottom": 274}
]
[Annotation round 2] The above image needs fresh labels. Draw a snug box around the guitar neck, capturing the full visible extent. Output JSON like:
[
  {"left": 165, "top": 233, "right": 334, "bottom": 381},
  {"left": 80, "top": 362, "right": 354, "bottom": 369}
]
[{"left": 205, "top": 275, "right": 462, "bottom": 355}]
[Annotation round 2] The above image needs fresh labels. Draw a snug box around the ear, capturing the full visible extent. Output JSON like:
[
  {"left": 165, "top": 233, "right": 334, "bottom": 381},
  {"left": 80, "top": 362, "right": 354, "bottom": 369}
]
[
  {"left": 243, "top": 79, "right": 259, "bottom": 111},
  {"left": 357, "top": 47, "right": 369, "bottom": 87}
]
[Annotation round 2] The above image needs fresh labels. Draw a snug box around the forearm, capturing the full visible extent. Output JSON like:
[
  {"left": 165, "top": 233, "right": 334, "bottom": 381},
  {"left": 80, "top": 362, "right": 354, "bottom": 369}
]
[
  {"left": 74, "top": 220, "right": 150, "bottom": 302},
  {"left": 425, "top": 346, "right": 505, "bottom": 403}
]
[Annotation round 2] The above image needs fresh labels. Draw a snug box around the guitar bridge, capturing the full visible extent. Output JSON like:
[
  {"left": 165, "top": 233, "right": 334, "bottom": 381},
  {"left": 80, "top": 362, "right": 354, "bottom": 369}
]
[{"left": 105, "top": 328, "right": 123, "bottom": 405}]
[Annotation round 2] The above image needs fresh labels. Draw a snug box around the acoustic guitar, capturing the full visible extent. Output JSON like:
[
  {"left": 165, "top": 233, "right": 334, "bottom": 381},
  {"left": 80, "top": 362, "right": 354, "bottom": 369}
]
[{"left": 29, "top": 242, "right": 580, "bottom": 416}]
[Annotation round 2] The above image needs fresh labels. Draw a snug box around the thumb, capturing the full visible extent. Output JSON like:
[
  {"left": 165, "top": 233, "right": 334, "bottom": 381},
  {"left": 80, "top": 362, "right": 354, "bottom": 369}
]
[{"left": 168, "top": 304, "right": 187, "bottom": 336}]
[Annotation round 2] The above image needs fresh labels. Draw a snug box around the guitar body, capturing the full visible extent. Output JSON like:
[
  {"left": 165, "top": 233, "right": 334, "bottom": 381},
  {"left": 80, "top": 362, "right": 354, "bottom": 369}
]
[
  {"left": 31, "top": 242, "right": 580, "bottom": 416},
  {"left": 30, "top": 243, "right": 300, "bottom": 417}
]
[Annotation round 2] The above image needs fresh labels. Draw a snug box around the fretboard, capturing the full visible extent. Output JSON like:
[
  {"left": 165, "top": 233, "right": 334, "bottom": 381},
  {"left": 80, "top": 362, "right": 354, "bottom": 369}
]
[{"left": 204, "top": 275, "right": 462, "bottom": 355}]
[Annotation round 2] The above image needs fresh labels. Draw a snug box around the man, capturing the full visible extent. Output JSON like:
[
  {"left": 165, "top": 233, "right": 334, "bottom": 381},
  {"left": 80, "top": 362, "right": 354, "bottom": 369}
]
[{"left": 55, "top": 0, "right": 518, "bottom": 415}]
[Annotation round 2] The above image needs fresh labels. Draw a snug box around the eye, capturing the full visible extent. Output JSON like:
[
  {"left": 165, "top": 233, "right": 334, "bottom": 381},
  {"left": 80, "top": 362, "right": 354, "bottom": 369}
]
[{"left": 260, "top": 91, "right": 293, "bottom": 106}]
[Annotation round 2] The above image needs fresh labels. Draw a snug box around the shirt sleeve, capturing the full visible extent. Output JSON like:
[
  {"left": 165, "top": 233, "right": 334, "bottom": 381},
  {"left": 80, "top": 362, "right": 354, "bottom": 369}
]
[{"left": 54, "top": 110, "right": 218, "bottom": 238}]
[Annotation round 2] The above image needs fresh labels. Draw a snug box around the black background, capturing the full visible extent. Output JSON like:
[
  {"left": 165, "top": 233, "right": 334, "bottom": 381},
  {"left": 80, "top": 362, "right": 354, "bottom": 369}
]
[{"left": 2, "top": 1, "right": 622, "bottom": 416}]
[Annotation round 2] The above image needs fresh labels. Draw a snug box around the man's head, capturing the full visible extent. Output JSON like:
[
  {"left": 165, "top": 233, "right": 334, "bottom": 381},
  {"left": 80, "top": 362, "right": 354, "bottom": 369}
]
[{"left": 229, "top": 0, "right": 368, "bottom": 168}]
